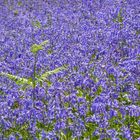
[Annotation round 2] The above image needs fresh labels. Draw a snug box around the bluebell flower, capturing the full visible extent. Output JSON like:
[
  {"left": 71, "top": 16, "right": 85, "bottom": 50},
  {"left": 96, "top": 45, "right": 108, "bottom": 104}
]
[
  {"left": 41, "top": 130, "right": 47, "bottom": 139},
  {"left": 109, "top": 109, "right": 118, "bottom": 118},
  {"left": 107, "top": 129, "right": 118, "bottom": 138},
  {"left": 9, "top": 135, "right": 16, "bottom": 140}
]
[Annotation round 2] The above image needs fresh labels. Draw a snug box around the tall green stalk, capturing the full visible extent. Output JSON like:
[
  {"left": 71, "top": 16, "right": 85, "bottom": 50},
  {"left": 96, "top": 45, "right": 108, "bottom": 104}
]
[{"left": 32, "top": 53, "right": 37, "bottom": 108}]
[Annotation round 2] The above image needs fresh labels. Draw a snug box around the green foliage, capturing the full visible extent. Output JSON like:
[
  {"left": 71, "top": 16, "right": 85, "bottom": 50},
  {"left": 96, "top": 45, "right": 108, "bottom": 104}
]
[
  {"left": 3, "top": 128, "right": 13, "bottom": 138},
  {"left": 108, "top": 74, "right": 115, "bottom": 82},
  {"left": 46, "top": 123, "right": 54, "bottom": 132},
  {"left": 11, "top": 101, "right": 20, "bottom": 109},
  {"left": 92, "top": 76, "right": 98, "bottom": 83},
  {"left": 137, "top": 54, "right": 140, "bottom": 61},
  {"left": 46, "top": 80, "right": 52, "bottom": 87},
  {"left": 95, "top": 86, "right": 103, "bottom": 95},
  {"left": 3, "top": 123, "right": 31, "bottom": 139},
  {"left": 67, "top": 118, "right": 73, "bottom": 124},
  {"left": 64, "top": 102, "right": 69, "bottom": 108},
  {"left": 37, "top": 66, "right": 66, "bottom": 82},
  {"left": 36, "top": 121, "right": 46, "bottom": 130},
  {"left": 14, "top": 10, "right": 18, "bottom": 16},
  {"left": 18, "top": 1, "right": 22, "bottom": 6},
  {"left": 0, "top": 66, "right": 66, "bottom": 91},
  {"left": 35, "top": 131, "right": 42, "bottom": 140},
  {"left": 32, "top": 20, "right": 42, "bottom": 28},
  {"left": 117, "top": 92, "right": 132, "bottom": 105},
  {"left": 64, "top": 128, "right": 73, "bottom": 140},
  {"left": 123, "top": 116, "right": 140, "bottom": 139},
  {"left": 72, "top": 107, "right": 77, "bottom": 114},
  {"left": 73, "top": 66, "right": 78, "bottom": 72},
  {"left": 135, "top": 82, "right": 140, "bottom": 91},
  {"left": 86, "top": 109, "right": 93, "bottom": 117},
  {"left": 89, "top": 53, "right": 96, "bottom": 64},
  {"left": 108, "top": 116, "right": 122, "bottom": 131},
  {"left": 36, "top": 121, "right": 54, "bottom": 132},
  {"left": 83, "top": 123, "right": 98, "bottom": 139},
  {"left": 39, "top": 40, "right": 49, "bottom": 46},
  {"left": 18, "top": 124, "right": 32, "bottom": 139},
  {"left": 130, "top": 122, "right": 140, "bottom": 139},
  {"left": 117, "top": 135, "right": 127, "bottom": 140},
  {"left": 59, "top": 129, "right": 73, "bottom": 140},
  {"left": 76, "top": 88, "right": 83, "bottom": 97},
  {"left": 0, "top": 39, "right": 66, "bottom": 90},
  {"left": 47, "top": 49, "right": 53, "bottom": 54},
  {"left": 0, "top": 72, "right": 33, "bottom": 87},
  {"left": 20, "top": 77, "right": 33, "bottom": 90},
  {"left": 89, "top": 67, "right": 98, "bottom": 83},
  {"left": 60, "top": 132, "right": 67, "bottom": 140},
  {"left": 31, "top": 44, "right": 43, "bottom": 54},
  {"left": 31, "top": 40, "right": 49, "bottom": 54},
  {"left": 113, "top": 8, "right": 123, "bottom": 26},
  {"left": 105, "top": 105, "right": 110, "bottom": 111},
  {"left": 0, "top": 89, "right": 5, "bottom": 95},
  {"left": 117, "top": 9, "right": 123, "bottom": 23},
  {"left": 85, "top": 94, "right": 92, "bottom": 102},
  {"left": 136, "top": 30, "right": 140, "bottom": 35}
]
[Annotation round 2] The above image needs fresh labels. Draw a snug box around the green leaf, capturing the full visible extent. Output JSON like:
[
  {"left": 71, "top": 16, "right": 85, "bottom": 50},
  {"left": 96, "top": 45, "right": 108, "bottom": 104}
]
[
  {"left": 64, "top": 102, "right": 69, "bottom": 108},
  {"left": 39, "top": 81, "right": 43, "bottom": 87},
  {"left": 36, "top": 121, "right": 46, "bottom": 129},
  {"left": 108, "top": 117, "right": 122, "bottom": 130},
  {"left": 64, "top": 128, "right": 73, "bottom": 140},
  {"left": 67, "top": 118, "right": 73, "bottom": 124},
  {"left": 31, "top": 44, "right": 43, "bottom": 54},
  {"left": 0, "top": 72, "right": 33, "bottom": 87},
  {"left": 117, "top": 92, "right": 132, "bottom": 105},
  {"left": 31, "top": 40, "right": 49, "bottom": 54},
  {"left": 3, "top": 128, "right": 13, "bottom": 138},
  {"left": 46, "top": 80, "right": 52, "bottom": 87},
  {"left": 117, "top": 9, "right": 123, "bottom": 23},
  {"left": 19, "top": 128, "right": 31, "bottom": 139},
  {"left": 3, "top": 123, "right": 30, "bottom": 139},
  {"left": 72, "top": 107, "right": 77, "bottom": 113},
  {"left": 89, "top": 74, "right": 98, "bottom": 83},
  {"left": 40, "top": 40, "right": 49, "bottom": 46},
  {"left": 14, "top": 10, "right": 18, "bottom": 16},
  {"left": 11, "top": 101, "right": 20, "bottom": 109},
  {"left": 36, "top": 131, "right": 41, "bottom": 140},
  {"left": 20, "top": 84, "right": 30, "bottom": 91},
  {"left": 77, "top": 89, "right": 83, "bottom": 97},
  {"left": 60, "top": 132, "right": 67, "bottom": 140},
  {"left": 46, "top": 123, "right": 54, "bottom": 132},
  {"left": 113, "top": 8, "right": 123, "bottom": 25},
  {"left": 47, "top": 49, "right": 53, "bottom": 54},
  {"left": 89, "top": 53, "right": 96, "bottom": 64},
  {"left": 18, "top": 1, "right": 22, "bottom": 6},
  {"left": 85, "top": 94, "right": 91, "bottom": 101},
  {"left": 86, "top": 122, "right": 97, "bottom": 131},
  {"left": 135, "top": 82, "right": 140, "bottom": 91},
  {"left": 108, "top": 74, "right": 116, "bottom": 82},
  {"left": 130, "top": 121, "right": 140, "bottom": 139},
  {"left": 137, "top": 54, "right": 140, "bottom": 61},
  {"left": 105, "top": 105, "right": 110, "bottom": 111},
  {"left": 16, "top": 123, "right": 33, "bottom": 139},
  {"left": 83, "top": 123, "right": 98, "bottom": 138},
  {"left": 0, "top": 90, "right": 5, "bottom": 95},
  {"left": 36, "top": 121, "right": 54, "bottom": 132},
  {"left": 32, "top": 20, "right": 41, "bottom": 28},
  {"left": 95, "top": 86, "right": 102, "bottom": 95},
  {"left": 38, "top": 66, "right": 66, "bottom": 82},
  {"left": 73, "top": 66, "right": 78, "bottom": 72},
  {"left": 136, "top": 30, "right": 140, "bottom": 35}
]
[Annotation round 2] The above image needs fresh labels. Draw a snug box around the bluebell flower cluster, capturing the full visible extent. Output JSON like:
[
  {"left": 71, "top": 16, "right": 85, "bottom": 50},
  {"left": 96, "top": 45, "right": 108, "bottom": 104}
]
[{"left": 0, "top": 0, "right": 140, "bottom": 139}]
